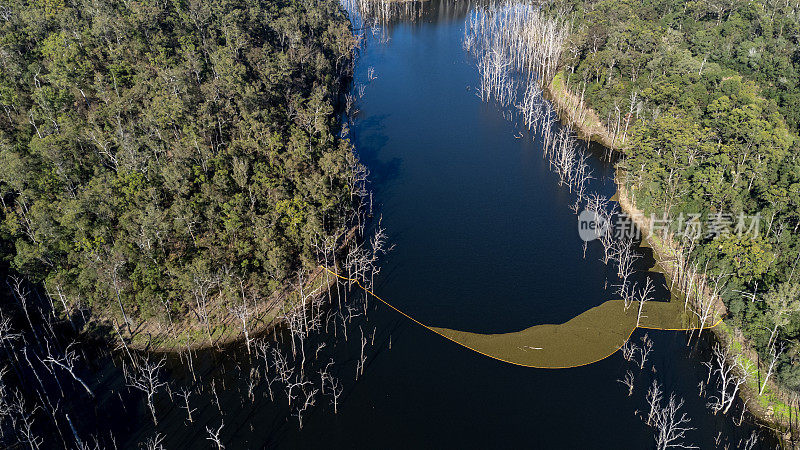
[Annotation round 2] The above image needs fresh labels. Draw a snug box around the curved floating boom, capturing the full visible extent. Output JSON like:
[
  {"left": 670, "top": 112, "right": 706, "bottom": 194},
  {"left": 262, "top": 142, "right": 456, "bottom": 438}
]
[{"left": 324, "top": 268, "right": 721, "bottom": 369}]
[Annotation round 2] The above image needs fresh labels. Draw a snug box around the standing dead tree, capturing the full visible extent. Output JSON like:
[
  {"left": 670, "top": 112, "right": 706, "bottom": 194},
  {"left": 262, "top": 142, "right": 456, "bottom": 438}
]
[
  {"left": 14, "top": 392, "right": 43, "bottom": 450},
  {"left": 622, "top": 339, "right": 638, "bottom": 362},
  {"left": 739, "top": 432, "right": 759, "bottom": 450},
  {"left": 704, "top": 343, "right": 749, "bottom": 415},
  {"left": 652, "top": 394, "right": 697, "bottom": 450},
  {"left": 356, "top": 326, "right": 368, "bottom": 380},
  {"left": 313, "top": 229, "right": 345, "bottom": 308},
  {"left": 351, "top": 0, "right": 422, "bottom": 32},
  {"left": 272, "top": 347, "right": 294, "bottom": 386},
  {"left": 366, "top": 218, "right": 393, "bottom": 292},
  {"left": 177, "top": 387, "right": 196, "bottom": 423},
  {"left": 475, "top": 47, "right": 517, "bottom": 106},
  {"left": 464, "top": 3, "right": 569, "bottom": 91},
  {"left": 688, "top": 273, "right": 726, "bottom": 344},
  {"left": 759, "top": 341, "right": 784, "bottom": 396},
  {"left": 635, "top": 277, "right": 656, "bottom": 327},
  {"left": 142, "top": 433, "right": 165, "bottom": 450},
  {"left": 645, "top": 379, "right": 663, "bottom": 426},
  {"left": 463, "top": 2, "right": 598, "bottom": 214},
  {"left": 125, "top": 355, "right": 167, "bottom": 425},
  {"left": 321, "top": 367, "right": 343, "bottom": 414},
  {"left": 284, "top": 303, "right": 310, "bottom": 376},
  {"left": 254, "top": 339, "right": 278, "bottom": 401},
  {"left": 206, "top": 420, "right": 224, "bottom": 450},
  {"left": 517, "top": 81, "right": 544, "bottom": 133},
  {"left": 293, "top": 385, "right": 318, "bottom": 430},
  {"left": 618, "top": 370, "right": 635, "bottom": 396},
  {"left": 41, "top": 342, "right": 94, "bottom": 398},
  {"left": 585, "top": 193, "right": 617, "bottom": 264},
  {"left": 8, "top": 276, "right": 42, "bottom": 347},
  {"left": 189, "top": 270, "right": 220, "bottom": 346},
  {"left": 611, "top": 235, "right": 640, "bottom": 310},
  {"left": 229, "top": 301, "right": 253, "bottom": 356},
  {"left": 247, "top": 368, "right": 259, "bottom": 402},
  {"left": 285, "top": 376, "right": 311, "bottom": 409},
  {"left": 638, "top": 333, "right": 653, "bottom": 370}
]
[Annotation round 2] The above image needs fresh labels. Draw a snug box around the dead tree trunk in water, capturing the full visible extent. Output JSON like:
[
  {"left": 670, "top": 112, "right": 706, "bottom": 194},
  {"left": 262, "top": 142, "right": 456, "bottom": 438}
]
[
  {"left": 704, "top": 343, "right": 748, "bottom": 415},
  {"left": 126, "top": 355, "right": 167, "bottom": 425},
  {"left": 206, "top": 421, "right": 225, "bottom": 450}
]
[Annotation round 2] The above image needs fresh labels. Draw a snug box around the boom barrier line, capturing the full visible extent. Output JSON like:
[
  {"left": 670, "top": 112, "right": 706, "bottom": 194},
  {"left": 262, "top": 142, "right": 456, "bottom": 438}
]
[{"left": 324, "top": 267, "right": 722, "bottom": 369}]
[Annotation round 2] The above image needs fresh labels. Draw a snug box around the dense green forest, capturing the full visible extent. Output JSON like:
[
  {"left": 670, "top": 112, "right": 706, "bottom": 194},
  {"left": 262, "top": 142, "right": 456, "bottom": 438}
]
[
  {"left": 559, "top": 0, "right": 800, "bottom": 389},
  {"left": 0, "top": 0, "right": 359, "bottom": 331}
]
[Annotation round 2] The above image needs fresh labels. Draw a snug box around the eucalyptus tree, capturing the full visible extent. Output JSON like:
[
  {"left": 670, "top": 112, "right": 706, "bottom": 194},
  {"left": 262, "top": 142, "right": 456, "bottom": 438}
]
[
  {"left": 206, "top": 421, "right": 225, "bottom": 450},
  {"left": 652, "top": 394, "right": 697, "bottom": 450},
  {"left": 763, "top": 282, "right": 800, "bottom": 351},
  {"left": 618, "top": 370, "right": 635, "bottom": 396},
  {"left": 125, "top": 356, "right": 167, "bottom": 426},
  {"left": 704, "top": 343, "right": 749, "bottom": 415},
  {"left": 41, "top": 342, "right": 94, "bottom": 398}
]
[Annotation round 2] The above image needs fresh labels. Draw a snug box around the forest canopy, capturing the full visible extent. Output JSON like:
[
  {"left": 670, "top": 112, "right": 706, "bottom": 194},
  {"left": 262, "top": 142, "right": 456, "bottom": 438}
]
[
  {"left": 0, "top": 0, "right": 359, "bottom": 327},
  {"left": 558, "top": 0, "right": 800, "bottom": 389}
]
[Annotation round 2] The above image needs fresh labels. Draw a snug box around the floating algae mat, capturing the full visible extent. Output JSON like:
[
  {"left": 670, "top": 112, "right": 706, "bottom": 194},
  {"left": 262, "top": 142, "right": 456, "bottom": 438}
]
[
  {"left": 325, "top": 268, "right": 717, "bottom": 369},
  {"left": 432, "top": 300, "right": 705, "bottom": 368}
]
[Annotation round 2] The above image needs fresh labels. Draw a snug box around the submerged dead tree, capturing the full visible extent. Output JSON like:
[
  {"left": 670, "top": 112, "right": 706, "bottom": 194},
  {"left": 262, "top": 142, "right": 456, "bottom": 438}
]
[
  {"left": 125, "top": 355, "right": 167, "bottom": 426},
  {"left": 206, "top": 421, "right": 224, "bottom": 450},
  {"left": 618, "top": 370, "right": 635, "bottom": 396},
  {"left": 41, "top": 342, "right": 94, "bottom": 398},
  {"left": 704, "top": 343, "right": 749, "bottom": 415},
  {"left": 653, "top": 394, "right": 697, "bottom": 450},
  {"left": 464, "top": 3, "right": 569, "bottom": 90}
]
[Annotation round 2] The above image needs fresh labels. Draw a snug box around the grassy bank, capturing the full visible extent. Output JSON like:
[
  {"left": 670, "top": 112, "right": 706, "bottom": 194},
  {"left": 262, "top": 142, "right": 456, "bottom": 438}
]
[
  {"left": 97, "top": 265, "right": 338, "bottom": 353},
  {"left": 546, "top": 72, "right": 616, "bottom": 149}
]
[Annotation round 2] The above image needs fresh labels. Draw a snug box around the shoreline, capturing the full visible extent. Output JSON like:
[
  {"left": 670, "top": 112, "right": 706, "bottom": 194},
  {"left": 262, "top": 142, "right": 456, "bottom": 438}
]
[
  {"left": 118, "top": 222, "right": 362, "bottom": 352},
  {"left": 544, "top": 72, "right": 617, "bottom": 149},
  {"left": 98, "top": 264, "right": 337, "bottom": 354},
  {"left": 546, "top": 71, "right": 796, "bottom": 439}
]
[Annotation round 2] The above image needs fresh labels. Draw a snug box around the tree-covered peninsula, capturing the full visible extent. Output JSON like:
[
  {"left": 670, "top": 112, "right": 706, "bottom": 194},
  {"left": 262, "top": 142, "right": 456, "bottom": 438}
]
[{"left": 0, "top": 0, "right": 360, "bottom": 337}]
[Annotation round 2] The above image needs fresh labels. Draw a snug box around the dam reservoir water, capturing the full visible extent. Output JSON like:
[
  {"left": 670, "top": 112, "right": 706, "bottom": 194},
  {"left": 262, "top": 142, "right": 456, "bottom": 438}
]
[{"left": 117, "top": 2, "right": 776, "bottom": 448}]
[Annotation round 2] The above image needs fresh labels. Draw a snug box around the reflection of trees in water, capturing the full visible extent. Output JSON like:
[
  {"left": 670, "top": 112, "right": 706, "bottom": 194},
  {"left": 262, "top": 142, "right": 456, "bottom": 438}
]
[
  {"left": 125, "top": 222, "right": 394, "bottom": 445},
  {"left": 0, "top": 115, "right": 390, "bottom": 447},
  {"left": 0, "top": 222, "right": 394, "bottom": 448},
  {"left": 463, "top": 3, "right": 593, "bottom": 212},
  {"left": 342, "top": 0, "right": 496, "bottom": 38},
  {"left": 0, "top": 277, "right": 136, "bottom": 449},
  {"left": 341, "top": 0, "right": 424, "bottom": 40}
]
